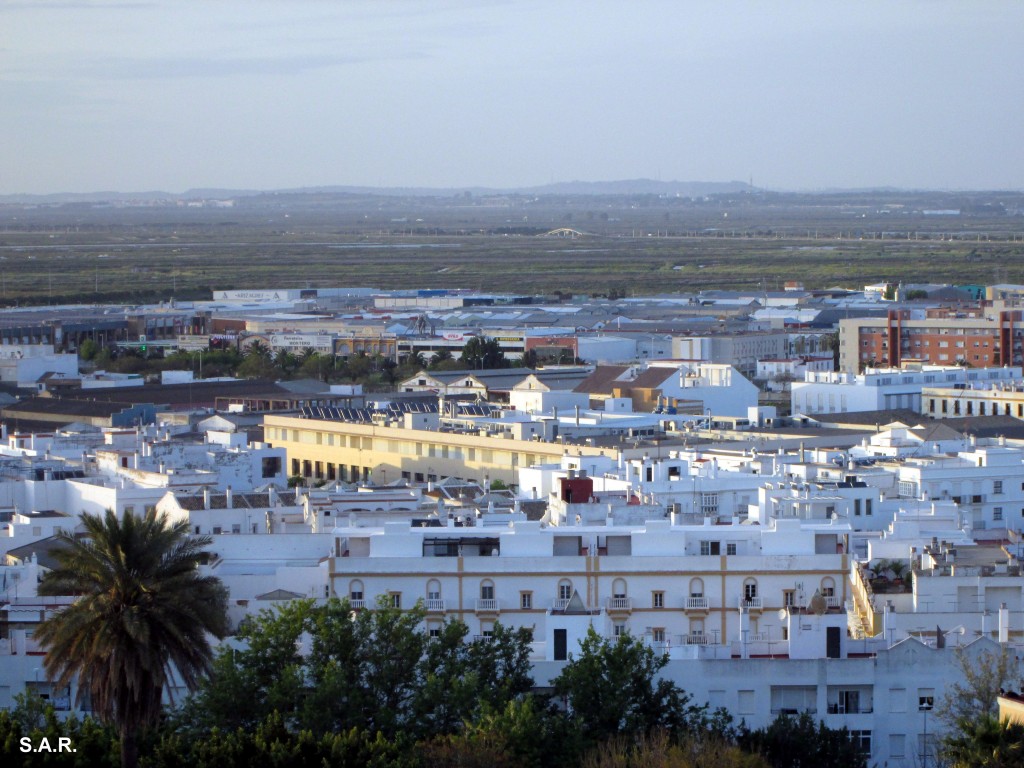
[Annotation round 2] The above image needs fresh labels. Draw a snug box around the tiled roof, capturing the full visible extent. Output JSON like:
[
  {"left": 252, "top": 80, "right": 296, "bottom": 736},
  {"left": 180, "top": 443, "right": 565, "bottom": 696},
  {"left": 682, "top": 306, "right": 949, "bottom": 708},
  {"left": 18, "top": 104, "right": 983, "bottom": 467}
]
[{"left": 573, "top": 365, "right": 629, "bottom": 395}]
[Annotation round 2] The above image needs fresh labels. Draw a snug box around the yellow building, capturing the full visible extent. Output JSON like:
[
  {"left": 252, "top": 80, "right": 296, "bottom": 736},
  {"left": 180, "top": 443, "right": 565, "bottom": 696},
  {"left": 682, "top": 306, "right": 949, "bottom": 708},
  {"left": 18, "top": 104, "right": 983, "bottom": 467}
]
[{"left": 263, "top": 414, "right": 613, "bottom": 487}]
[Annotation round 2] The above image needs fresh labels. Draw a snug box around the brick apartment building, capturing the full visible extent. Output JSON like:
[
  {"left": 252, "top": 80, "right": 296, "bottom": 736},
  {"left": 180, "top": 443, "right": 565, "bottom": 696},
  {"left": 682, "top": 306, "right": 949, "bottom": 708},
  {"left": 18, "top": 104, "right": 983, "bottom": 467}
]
[{"left": 839, "top": 308, "right": 1023, "bottom": 372}]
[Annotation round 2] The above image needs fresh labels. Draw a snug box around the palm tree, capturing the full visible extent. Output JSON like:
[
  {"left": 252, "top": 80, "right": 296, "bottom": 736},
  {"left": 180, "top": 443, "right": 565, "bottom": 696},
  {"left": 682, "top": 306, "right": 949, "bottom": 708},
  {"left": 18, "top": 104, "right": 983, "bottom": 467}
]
[
  {"left": 35, "top": 510, "right": 229, "bottom": 768},
  {"left": 943, "top": 714, "right": 1024, "bottom": 767}
]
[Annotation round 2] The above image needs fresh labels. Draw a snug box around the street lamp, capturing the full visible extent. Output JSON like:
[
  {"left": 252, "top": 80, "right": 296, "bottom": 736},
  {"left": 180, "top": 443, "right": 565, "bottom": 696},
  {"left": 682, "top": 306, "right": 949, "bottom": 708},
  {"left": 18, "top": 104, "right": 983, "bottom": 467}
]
[{"left": 920, "top": 696, "right": 934, "bottom": 768}]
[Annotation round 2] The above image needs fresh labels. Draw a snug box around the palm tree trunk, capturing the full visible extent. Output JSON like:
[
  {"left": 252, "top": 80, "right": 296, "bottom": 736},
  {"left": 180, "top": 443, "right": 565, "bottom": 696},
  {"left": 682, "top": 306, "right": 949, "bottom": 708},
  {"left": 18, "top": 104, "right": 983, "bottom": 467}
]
[{"left": 120, "top": 725, "right": 139, "bottom": 768}]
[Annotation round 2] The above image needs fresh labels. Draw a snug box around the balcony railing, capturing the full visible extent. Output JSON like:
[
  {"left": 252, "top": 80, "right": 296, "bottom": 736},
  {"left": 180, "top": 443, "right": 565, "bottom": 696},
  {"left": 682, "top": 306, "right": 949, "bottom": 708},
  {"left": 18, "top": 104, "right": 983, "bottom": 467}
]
[
  {"left": 825, "top": 595, "right": 841, "bottom": 609},
  {"left": 425, "top": 598, "right": 446, "bottom": 612},
  {"left": 607, "top": 597, "right": 632, "bottom": 611},
  {"left": 552, "top": 597, "right": 570, "bottom": 610},
  {"left": 683, "top": 634, "right": 710, "bottom": 646},
  {"left": 349, "top": 599, "right": 366, "bottom": 609},
  {"left": 475, "top": 598, "right": 499, "bottom": 612},
  {"left": 739, "top": 596, "right": 763, "bottom": 610},
  {"left": 827, "top": 703, "right": 874, "bottom": 715},
  {"left": 771, "top": 707, "right": 818, "bottom": 716},
  {"left": 685, "top": 596, "right": 709, "bottom": 610}
]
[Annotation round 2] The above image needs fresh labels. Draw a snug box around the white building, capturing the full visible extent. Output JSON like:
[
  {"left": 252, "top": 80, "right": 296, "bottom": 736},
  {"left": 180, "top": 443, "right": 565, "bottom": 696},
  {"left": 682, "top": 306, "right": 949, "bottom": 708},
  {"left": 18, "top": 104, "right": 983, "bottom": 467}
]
[{"left": 792, "top": 365, "right": 1024, "bottom": 415}]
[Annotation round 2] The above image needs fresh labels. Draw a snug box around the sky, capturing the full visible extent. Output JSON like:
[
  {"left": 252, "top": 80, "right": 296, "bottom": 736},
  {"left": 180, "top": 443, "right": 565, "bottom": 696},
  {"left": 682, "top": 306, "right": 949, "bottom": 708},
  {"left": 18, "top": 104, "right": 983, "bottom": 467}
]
[{"left": 1, "top": 0, "right": 1022, "bottom": 195}]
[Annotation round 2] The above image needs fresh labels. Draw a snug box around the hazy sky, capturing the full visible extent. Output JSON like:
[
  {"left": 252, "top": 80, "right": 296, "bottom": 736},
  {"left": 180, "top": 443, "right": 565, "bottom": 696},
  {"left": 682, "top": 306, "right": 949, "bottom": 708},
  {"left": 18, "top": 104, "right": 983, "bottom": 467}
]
[{"left": 2, "top": 0, "right": 1021, "bottom": 194}]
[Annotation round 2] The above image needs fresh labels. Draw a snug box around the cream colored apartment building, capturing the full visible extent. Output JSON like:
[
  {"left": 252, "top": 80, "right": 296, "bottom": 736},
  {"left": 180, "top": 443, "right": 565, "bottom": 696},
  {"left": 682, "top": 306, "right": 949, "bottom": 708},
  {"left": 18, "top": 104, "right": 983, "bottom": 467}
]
[{"left": 263, "top": 414, "right": 612, "bottom": 487}]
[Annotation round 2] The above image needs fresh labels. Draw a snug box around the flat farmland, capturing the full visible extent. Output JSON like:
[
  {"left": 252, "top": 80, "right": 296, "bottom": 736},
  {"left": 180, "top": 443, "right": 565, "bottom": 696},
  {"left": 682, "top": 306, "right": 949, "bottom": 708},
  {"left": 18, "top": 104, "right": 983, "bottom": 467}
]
[{"left": 0, "top": 190, "right": 1022, "bottom": 304}]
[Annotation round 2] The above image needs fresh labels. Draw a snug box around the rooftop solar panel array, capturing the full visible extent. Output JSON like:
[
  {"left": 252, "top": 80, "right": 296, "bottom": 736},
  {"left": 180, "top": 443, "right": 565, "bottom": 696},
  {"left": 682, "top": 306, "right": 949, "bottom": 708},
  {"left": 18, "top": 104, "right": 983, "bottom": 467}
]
[{"left": 302, "top": 401, "right": 441, "bottom": 422}]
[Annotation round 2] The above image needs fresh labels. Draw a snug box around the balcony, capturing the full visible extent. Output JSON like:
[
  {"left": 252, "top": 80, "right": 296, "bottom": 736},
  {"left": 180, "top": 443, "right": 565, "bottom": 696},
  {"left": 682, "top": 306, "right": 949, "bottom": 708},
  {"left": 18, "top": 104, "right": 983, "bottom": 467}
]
[
  {"left": 825, "top": 595, "right": 842, "bottom": 610},
  {"left": 827, "top": 703, "right": 874, "bottom": 715},
  {"left": 552, "top": 597, "right": 570, "bottom": 610},
  {"left": 685, "top": 596, "right": 709, "bottom": 611},
  {"left": 683, "top": 633, "right": 711, "bottom": 646},
  {"left": 739, "top": 596, "right": 763, "bottom": 611},
  {"left": 771, "top": 707, "right": 818, "bottom": 716},
  {"left": 606, "top": 596, "right": 632, "bottom": 612},
  {"left": 349, "top": 599, "right": 366, "bottom": 610},
  {"left": 475, "top": 598, "right": 499, "bottom": 613},
  {"left": 425, "top": 598, "right": 446, "bottom": 612}
]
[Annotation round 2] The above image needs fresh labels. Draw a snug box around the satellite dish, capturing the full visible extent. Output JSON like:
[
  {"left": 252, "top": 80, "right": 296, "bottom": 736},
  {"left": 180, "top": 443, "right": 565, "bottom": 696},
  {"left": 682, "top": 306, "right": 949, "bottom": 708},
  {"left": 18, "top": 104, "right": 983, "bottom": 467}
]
[{"left": 777, "top": 608, "right": 788, "bottom": 621}]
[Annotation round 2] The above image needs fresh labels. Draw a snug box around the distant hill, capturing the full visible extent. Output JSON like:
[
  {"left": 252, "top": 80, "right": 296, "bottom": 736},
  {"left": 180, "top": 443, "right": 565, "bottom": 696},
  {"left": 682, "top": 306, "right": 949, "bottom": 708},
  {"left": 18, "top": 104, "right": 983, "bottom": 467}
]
[{"left": 0, "top": 179, "right": 754, "bottom": 205}]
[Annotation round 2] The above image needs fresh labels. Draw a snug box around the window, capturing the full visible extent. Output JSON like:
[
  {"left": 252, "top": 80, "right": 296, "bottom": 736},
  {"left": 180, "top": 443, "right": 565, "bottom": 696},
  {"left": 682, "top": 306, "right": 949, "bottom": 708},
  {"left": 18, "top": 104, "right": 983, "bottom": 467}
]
[
  {"left": 994, "top": 507, "right": 1003, "bottom": 522},
  {"left": 480, "top": 580, "right": 495, "bottom": 600},
  {"left": 651, "top": 628, "right": 665, "bottom": 643},
  {"left": 389, "top": 592, "right": 401, "bottom": 609},
  {"left": 889, "top": 734, "right": 906, "bottom": 759},
  {"left": 520, "top": 592, "right": 533, "bottom": 610},
  {"left": 613, "top": 622, "right": 626, "bottom": 636},
  {"left": 261, "top": 456, "right": 281, "bottom": 478},
  {"left": 612, "top": 578, "right": 627, "bottom": 599},
  {"left": 918, "top": 688, "right": 935, "bottom": 711},
  {"left": 994, "top": 480, "right": 1004, "bottom": 495},
  {"left": 701, "top": 492, "right": 719, "bottom": 516},
  {"left": 652, "top": 591, "right": 665, "bottom": 609},
  {"left": 866, "top": 499, "right": 873, "bottom": 516},
  {"left": 726, "top": 542, "right": 737, "bottom": 556},
  {"left": 820, "top": 577, "right": 835, "bottom": 598},
  {"left": 428, "top": 626, "right": 441, "bottom": 638},
  {"left": 689, "top": 578, "right": 704, "bottom": 598},
  {"left": 744, "top": 579, "right": 758, "bottom": 601},
  {"left": 558, "top": 580, "right": 573, "bottom": 600},
  {"left": 700, "top": 540, "right": 721, "bottom": 556},
  {"left": 738, "top": 690, "right": 755, "bottom": 715},
  {"left": 783, "top": 590, "right": 796, "bottom": 608},
  {"left": 850, "top": 730, "right": 871, "bottom": 755},
  {"left": 349, "top": 580, "right": 364, "bottom": 602},
  {"left": 426, "top": 579, "right": 441, "bottom": 601},
  {"left": 854, "top": 499, "right": 862, "bottom": 516}
]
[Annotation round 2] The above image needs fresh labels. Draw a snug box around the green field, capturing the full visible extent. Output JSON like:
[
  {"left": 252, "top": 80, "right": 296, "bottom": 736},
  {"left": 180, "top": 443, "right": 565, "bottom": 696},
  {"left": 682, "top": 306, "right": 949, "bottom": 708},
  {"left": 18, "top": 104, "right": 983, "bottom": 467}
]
[{"left": 1, "top": 191, "right": 1022, "bottom": 304}]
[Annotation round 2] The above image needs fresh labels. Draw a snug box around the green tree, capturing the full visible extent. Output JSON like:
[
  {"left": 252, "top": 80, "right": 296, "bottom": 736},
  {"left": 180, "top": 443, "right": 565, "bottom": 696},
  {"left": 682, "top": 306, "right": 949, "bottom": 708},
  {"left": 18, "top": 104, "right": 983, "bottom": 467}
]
[
  {"left": 34, "top": 510, "right": 229, "bottom": 768},
  {"left": 190, "top": 600, "right": 313, "bottom": 732},
  {"left": 936, "top": 646, "right": 1021, "bottom": 734},
  {"left": 298, "top": 351, "right": 335, "bottom": 382},
  {"left": 273, "top": 349, "right": 298, "bottom": 376},
  {"left": 552, "top": 628, "right": 696, "bottom": 744},
  {"left": 737, "top": 713, "right": 867, "bottom": 768},
  {"left": 942, "top": 713, "right": 1024, "bottom": 768},
  {"left": 460, "top": 336, "right": 507, "bottom": 370},
  {"left": 236, "top": 352, "right": 278, "bottom": 379},
  {"left": 78, "top": 338, "right": 99, "bottom": 361},
  {"left": 245, "top": 340, "right": 270, "bottom": 358},
  {"left": 582, "top": 729, "right": 768, "bottom": 768}
]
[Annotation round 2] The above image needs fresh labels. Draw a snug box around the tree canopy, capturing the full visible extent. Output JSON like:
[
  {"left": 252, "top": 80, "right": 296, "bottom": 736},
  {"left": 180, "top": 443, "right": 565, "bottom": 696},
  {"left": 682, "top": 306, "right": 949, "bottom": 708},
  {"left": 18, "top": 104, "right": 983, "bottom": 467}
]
[{"left": 459, "top": 336, "right": 508, "bottom": 369}]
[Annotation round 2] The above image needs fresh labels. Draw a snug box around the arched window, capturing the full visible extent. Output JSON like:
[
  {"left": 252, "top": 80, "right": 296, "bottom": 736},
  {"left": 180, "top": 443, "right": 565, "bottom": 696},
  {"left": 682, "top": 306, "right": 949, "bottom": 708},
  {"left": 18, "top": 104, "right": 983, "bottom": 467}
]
[
  {"left": 612, "top": 578, "right": 627, "bottom": 599},
  {"left": 349, "top": 579, "right": 364, "bottom": 603},
  {"left": 558, "top": 579, "right": 573, "bottom": 601},
  {"left": 426, "top": 579, "right": 441, "bottom": 601},
  {"left": 743, "top": 578, "right": 758, "bottom": 601},
  {"left": 689, "top": 577, "right": 705, "bottom": 598},
  {"left": 820, "top": 577, "right": 836, "bottom": 598},
  {"left": 480, "top": 579, "right": 495, "bottom": 600}
]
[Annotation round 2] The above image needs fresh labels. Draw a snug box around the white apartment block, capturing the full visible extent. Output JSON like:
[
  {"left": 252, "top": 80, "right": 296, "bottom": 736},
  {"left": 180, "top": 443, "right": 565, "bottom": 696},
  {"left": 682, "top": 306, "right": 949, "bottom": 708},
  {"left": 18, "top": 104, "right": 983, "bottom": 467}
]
[{"left": 792, "top": 365, "right": 1023, "bottom": 415}]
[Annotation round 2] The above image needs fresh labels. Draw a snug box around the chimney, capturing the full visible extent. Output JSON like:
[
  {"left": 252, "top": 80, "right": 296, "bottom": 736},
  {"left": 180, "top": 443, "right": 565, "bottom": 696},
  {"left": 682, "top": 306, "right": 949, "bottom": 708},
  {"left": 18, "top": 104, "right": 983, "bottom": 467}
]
[
  {"left": 999, "top": 603, "right": 1009, "bottom": 644},
  {"left": 268, "top": 485, "right": 277, "bottom": 506},
  {"left": 225, "top": 485, "right": 233, "bottom": 509},
  {"left": 203, "top": 487, "right": 211, "bottom": 510}
]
